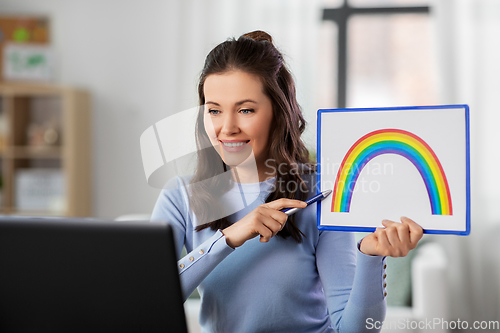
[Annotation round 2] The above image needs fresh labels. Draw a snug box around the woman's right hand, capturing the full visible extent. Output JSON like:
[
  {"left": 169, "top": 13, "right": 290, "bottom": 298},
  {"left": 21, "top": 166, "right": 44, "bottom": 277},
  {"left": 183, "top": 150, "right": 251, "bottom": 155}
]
[{"left": 221, "top": 198, "right": 307, "bottom": 249}]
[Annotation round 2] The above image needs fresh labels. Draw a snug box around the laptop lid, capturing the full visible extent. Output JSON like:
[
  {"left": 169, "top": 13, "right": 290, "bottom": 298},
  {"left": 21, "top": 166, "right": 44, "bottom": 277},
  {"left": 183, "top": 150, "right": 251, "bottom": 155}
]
[{"left": 0, "top": 218, "right": 188, "bottom": 333}]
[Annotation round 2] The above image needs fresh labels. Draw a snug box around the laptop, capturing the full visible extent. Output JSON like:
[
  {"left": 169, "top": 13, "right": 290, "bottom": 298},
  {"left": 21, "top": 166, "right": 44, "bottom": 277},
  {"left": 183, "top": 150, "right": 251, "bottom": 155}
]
[{"left": 0, "top": 218, "right": 188, "bottom": 333}]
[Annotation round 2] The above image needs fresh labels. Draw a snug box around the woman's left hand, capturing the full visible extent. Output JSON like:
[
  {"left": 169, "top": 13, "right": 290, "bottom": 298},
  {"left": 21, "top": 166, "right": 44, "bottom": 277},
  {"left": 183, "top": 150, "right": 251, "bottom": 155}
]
[{"left": 359, "top": 217, "right": 424, "bottom": 257}]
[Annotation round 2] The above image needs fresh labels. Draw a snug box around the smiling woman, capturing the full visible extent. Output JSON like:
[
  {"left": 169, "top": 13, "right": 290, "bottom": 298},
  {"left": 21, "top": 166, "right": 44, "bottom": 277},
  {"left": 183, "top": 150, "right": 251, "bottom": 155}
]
[
  {"left": 190, "top": 31, "right": 315, "bottom": 241},
  {"left": 150, "top": 30, "right": 422, "bottom": 333}
]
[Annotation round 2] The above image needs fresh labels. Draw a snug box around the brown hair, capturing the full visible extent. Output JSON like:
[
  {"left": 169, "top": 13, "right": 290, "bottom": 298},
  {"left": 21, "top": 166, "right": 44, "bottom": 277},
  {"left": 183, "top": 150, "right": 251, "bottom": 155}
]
[{"left": 189, "top": 30, "right": 316, "bottom": 243}]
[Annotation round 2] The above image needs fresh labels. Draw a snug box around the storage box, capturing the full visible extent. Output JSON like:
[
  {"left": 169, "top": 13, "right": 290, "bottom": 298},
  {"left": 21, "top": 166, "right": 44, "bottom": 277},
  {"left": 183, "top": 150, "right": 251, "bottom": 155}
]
[{"left": 15, "top": 168, "right": 65, "bottom": 212}]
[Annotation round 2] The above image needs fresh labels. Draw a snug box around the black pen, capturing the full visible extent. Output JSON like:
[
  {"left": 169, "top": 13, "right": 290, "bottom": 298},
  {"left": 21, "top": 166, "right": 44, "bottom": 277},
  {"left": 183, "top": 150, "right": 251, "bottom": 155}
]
[{"left": 281, "top": 189, "right": 333, "bottom": 216}]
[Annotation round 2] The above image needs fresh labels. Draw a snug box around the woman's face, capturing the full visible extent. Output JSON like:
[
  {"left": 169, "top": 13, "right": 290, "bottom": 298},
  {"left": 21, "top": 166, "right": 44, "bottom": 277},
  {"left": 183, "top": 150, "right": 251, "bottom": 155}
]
[{"left": 203, "top": 70, "right": 274, "bottom": 176}]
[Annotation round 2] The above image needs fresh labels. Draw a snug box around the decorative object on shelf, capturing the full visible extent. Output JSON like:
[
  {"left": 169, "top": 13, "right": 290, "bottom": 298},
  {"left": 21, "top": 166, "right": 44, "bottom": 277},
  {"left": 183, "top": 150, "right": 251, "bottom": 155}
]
[
  {"left": 0, "top": 16, "right": 50, "bottom": 81},
  {"left": 27, "top": 118, "right": 60, "bottom": 147},
  {"left": 3, "top": 43, "right": 54, "bottom": 82}
]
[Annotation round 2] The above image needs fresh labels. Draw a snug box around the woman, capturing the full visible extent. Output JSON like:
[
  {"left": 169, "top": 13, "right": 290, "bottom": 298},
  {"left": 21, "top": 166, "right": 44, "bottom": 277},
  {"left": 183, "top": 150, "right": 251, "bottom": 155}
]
[{"left": 151, "top": 30, "right": 423, "bottom": 333}]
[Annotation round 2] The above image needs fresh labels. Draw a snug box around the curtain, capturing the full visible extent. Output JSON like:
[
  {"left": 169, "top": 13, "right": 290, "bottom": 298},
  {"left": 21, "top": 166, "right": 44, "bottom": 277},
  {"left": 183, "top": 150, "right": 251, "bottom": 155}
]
[{"left": 433, "top": 0, "right": 500, "bottom": 327}]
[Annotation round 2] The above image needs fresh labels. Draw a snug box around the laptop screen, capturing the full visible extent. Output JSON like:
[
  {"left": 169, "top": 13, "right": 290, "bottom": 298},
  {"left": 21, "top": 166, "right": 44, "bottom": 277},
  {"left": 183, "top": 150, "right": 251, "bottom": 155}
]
[{"left": 0, "top": 218, "right": 188, "bottom": 333}]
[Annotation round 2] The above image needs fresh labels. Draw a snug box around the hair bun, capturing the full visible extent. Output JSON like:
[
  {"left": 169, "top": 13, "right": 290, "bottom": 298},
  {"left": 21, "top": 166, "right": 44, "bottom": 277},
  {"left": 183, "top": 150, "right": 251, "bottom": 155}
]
[{"left": 242, "top": 30, "right": 273, "bottom": 43}]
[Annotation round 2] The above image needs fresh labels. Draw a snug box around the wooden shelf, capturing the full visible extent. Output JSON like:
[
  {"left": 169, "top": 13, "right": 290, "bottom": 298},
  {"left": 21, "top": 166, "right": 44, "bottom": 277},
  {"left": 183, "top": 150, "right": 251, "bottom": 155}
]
[
  {"left": 0, "top": 82, "right": 92, "bottom": 217},
  {"left": 0, "top": 82, "right": 69, "bottom": 96},
  {"left": 1, "top": 208, "right": 65, "bottom": 217},
  {"left": 7, "top": 146, "right": 62, "bottom": 159}
]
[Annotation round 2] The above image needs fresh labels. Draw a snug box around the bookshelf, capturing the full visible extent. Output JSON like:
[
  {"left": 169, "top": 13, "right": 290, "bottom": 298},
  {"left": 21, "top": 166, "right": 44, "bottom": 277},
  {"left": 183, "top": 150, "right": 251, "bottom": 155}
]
[{"left": 0, "top": 82, "right": 92, "bottom": 217}]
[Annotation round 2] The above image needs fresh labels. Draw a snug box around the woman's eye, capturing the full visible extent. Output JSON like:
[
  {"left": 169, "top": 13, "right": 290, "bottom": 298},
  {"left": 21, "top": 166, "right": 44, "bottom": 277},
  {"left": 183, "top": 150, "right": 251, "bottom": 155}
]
[
  {"left": 208, "top": 109, "right": 220, "bottom": 115},
  {"left": 240, "top": 109, "right": 254, "bottom": 114}
]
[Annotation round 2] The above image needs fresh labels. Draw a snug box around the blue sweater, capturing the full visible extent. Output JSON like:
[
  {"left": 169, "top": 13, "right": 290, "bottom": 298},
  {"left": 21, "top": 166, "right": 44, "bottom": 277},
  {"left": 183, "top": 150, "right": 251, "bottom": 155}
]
[{"left": 151, "top": 173, "right": 387, "bottom": 333}]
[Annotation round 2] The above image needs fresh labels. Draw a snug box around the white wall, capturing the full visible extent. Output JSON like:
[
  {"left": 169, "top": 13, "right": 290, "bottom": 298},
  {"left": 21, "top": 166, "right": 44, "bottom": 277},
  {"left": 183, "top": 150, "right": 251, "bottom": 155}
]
[{"left": 0, "top": 0, "right": 321, "bottom": 218}]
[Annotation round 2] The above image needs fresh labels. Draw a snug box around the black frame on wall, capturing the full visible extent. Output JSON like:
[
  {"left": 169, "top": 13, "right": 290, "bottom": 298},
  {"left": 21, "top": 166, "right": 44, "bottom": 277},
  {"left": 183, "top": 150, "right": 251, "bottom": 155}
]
[{"left": 322, "top": 0, "right": 430, "bottom": 108}]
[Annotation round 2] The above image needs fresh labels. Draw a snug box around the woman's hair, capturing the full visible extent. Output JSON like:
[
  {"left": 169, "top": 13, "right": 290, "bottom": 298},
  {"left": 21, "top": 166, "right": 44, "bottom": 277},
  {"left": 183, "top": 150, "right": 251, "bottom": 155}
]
[{"left": 189, "top": 30, "right": 316, "bottom": 243}]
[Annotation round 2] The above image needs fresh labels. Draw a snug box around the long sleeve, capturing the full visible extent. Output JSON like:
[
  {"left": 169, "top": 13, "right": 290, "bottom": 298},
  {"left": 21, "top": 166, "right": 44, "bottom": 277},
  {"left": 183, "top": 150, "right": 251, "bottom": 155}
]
[
  {"left": 150, "top": 176, "right": 234, "bottom": 300},
  {"left": 176, "top": 230, "right": 234, "bottom": 299},
  {"left": 316, "top": 230, "right": 387, "bottom": 333}
]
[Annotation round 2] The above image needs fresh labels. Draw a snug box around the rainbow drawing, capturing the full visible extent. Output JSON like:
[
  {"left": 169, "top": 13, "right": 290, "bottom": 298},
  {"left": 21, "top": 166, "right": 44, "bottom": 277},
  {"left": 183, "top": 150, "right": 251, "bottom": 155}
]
[{"left": 331, "top": 129, "right": 452, "bottom": 215}]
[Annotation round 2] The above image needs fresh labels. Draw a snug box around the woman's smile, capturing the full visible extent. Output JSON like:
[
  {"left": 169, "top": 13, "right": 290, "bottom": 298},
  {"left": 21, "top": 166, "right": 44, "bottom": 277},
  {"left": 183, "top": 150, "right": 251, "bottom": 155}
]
[{"left": 219, "top": 140, "right": 250, "bottom": 152}]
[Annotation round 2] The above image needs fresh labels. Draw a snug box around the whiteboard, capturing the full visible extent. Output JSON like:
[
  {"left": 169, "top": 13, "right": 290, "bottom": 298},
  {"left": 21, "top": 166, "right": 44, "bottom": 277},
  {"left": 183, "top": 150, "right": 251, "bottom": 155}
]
[{"left": 316, "top": 105, "right": 470, "bottom": 235}]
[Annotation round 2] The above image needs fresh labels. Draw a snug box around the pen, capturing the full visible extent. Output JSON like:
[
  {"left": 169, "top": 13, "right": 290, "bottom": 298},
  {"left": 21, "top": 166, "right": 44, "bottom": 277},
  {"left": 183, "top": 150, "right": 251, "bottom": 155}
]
[{"left": 281, "top": 189, "right": 333, "bottom": 216}]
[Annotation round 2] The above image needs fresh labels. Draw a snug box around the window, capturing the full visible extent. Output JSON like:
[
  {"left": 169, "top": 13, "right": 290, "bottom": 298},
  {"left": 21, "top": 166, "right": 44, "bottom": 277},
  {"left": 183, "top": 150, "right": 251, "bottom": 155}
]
[{"left": 320, "top": 0, "right": 437, "bottom": 108}]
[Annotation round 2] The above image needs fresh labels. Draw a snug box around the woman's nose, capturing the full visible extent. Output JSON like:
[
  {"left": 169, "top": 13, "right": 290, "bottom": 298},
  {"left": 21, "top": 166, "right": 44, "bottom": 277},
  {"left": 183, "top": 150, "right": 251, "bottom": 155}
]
[{"left": 220, "top": 113, "right": 240, "bottom": 135}]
